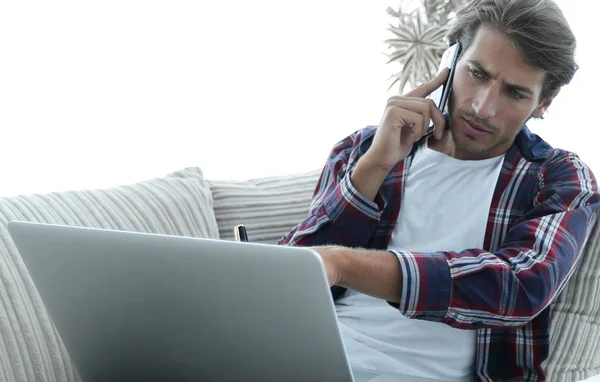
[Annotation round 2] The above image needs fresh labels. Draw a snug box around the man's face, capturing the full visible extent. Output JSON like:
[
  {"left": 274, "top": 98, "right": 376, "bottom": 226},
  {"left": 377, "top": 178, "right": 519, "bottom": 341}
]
[{"left": 448, "top": 26, "right": 554, "bottom": 160}]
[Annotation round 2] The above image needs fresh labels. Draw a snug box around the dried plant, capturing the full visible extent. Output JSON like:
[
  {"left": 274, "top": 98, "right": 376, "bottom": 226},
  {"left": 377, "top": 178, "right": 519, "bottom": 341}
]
[{"left": 386, "top": 0, "right": 464, "bottom": 93}]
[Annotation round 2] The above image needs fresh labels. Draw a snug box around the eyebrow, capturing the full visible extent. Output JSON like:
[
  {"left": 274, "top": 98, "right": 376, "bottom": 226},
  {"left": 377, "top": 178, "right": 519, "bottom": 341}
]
[{"left": 468, "top": 60, "right": 535, "bottom": 97}]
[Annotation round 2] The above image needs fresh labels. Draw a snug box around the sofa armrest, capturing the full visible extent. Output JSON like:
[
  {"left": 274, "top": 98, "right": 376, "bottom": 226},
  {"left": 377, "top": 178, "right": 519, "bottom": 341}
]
[{"left": 546, "top": 217, "right": 600, "bottom": 381}]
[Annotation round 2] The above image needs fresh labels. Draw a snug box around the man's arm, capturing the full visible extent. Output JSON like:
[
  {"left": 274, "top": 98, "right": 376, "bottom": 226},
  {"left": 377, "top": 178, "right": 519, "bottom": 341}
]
[
  {"left": 316, "top": 151, "right": 599, "bottom": 330},
  {"left": 316, "top": 246, "right": 403, "bottom": 303},
  {"left": 279, "top": 70, "right": 450, "bottom": 248},
  {"left": 277, "top": 127, "right": 385, "bottom": 248}
]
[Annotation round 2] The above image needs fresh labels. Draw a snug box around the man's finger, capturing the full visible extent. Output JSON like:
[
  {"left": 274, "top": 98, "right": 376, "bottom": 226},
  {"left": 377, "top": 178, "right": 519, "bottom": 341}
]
[
  {"left": 424, "top": 98, "right": 446, "bottom": 139},
  {"left": 405, "top": 67, "right": 450, "bottom": 99},
  {"left": 385, "top": 106, "right": 427, "bottom": 143},
  {"left": 386, "top": 99, "right": 431, "bottom": 140}
]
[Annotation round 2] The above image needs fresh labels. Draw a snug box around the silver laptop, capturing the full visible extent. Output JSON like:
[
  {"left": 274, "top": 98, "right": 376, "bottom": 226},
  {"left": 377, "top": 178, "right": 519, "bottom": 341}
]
[{"left": 8, "top": 221, "right": 417, "bottom": 382}]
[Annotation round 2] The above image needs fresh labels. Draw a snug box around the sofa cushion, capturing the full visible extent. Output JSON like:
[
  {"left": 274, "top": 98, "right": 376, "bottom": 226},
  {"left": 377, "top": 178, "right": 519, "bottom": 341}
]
[
  {"left": 208, "top": 169, "right": 320, "bottom": 244},
  {"left": 0, "top": 167, "right": 218, "bottom": 381},
  {"left": 546, "top": 217, "right": 600, "bottom": 381}
]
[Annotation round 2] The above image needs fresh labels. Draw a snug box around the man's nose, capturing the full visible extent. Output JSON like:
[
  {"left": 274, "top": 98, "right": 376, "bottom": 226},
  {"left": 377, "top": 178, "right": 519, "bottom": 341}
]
[{"left": 472, "top": 86, "right": 498, "bottom": 120}]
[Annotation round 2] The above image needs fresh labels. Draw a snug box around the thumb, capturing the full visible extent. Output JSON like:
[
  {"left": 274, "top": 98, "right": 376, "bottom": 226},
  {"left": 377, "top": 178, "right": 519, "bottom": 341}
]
[{"left": 405, "top": 67, "right": 450, "bottom": 99}]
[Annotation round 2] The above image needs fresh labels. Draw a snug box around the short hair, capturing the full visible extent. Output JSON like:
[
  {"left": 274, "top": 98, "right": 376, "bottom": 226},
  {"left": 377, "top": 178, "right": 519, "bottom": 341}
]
[{"left": 447, "top": 0, "right": 578, "bottom": 100}]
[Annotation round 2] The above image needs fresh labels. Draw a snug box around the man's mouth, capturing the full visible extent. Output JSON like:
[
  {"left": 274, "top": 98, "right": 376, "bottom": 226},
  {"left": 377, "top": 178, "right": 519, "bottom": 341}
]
[
  {"left": 461, "top": 117, "right": 492, "bottom": 137},
  {"left": 463, "top": 117, "right": 489, "bottom": 132}
]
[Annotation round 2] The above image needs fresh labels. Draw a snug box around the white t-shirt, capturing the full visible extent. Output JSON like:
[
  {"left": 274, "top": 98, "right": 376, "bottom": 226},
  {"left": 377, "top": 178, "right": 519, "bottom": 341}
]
[{"left": 336, "top": 139, "right": 505, "bottom": 381}]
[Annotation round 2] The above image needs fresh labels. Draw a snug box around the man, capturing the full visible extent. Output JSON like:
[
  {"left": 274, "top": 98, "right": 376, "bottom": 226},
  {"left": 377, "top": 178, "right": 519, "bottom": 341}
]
[{"left": 278, "top": 0, "right": 599, "bottom": 380}]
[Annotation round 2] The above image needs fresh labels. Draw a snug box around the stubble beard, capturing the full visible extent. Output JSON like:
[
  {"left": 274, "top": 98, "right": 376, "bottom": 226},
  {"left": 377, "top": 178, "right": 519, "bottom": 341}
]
[{"left": 447, "top": 95, "right": 509, "bottom": 157}]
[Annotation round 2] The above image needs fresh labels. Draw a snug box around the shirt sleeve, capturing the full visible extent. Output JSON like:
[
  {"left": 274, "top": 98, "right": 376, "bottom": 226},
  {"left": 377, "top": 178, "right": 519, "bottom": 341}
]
[
  {"left": 389, "top": 150, "right": 600, "bottom": 329},
  {"left": 278, "top": 128, "right": 386, "bottom": 248}
]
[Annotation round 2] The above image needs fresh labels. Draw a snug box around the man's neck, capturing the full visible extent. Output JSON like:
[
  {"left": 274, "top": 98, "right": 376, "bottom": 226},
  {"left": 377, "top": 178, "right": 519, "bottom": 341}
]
[{"left": 426, "top": 130, "right": 512, "bottom": 161}]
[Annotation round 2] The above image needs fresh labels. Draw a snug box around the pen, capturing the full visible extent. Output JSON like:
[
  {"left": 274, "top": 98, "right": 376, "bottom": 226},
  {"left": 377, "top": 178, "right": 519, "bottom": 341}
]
[{"left": 234, "top": 224, "right": 249, "bottom": 242}]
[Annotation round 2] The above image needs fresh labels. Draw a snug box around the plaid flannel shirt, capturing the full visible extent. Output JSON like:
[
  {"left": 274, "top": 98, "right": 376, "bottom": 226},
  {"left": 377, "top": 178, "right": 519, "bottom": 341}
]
[{"left": 278, "top": 125, "right": 599, "bottom": 381}]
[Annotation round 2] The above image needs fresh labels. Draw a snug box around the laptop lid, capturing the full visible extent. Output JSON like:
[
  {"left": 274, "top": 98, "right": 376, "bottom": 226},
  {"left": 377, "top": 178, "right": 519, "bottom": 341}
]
[{"left": 7, "top": 221, "right": 355, "bottom": 382}]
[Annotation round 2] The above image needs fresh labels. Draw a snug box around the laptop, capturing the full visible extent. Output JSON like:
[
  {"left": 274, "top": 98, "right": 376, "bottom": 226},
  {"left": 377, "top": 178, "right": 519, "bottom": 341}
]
[{"left": 7, "top": 221, "right": 447, "bottom": 382}]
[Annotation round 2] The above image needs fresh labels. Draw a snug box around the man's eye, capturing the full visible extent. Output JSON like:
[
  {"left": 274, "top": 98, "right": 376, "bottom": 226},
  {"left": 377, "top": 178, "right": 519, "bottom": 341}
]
[
  {"left": 470, "top": 68, "right": 483, "bottom": 78},
  {"left": 509, "top": 89, "right": 524, "bottom": 99}
]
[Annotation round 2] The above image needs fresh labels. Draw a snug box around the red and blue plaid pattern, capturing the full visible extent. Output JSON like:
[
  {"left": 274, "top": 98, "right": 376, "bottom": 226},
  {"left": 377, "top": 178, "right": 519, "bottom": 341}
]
[{"left": 279, "top": 125, "right": 599, "bottom": 381}]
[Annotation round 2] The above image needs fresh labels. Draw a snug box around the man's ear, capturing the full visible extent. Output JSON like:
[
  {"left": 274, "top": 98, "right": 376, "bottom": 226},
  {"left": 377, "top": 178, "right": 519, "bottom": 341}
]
[{"left": 533, "top": 90, "right": 559, "bottom": 119}]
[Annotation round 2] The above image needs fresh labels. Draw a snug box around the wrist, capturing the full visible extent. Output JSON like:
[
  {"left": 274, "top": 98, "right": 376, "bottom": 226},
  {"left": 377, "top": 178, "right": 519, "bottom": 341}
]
[
  {"left": 357, "top": 151, "right": 395, "bottom": 175},
  {"left": 332, "top": 246, "right": 351, "bottom": 287},
  {"left": 319, "top": 245, "right": 350, "bottom": 287},
  {"left": 350, "top": 155, "right": 392, "bottom": 201}
]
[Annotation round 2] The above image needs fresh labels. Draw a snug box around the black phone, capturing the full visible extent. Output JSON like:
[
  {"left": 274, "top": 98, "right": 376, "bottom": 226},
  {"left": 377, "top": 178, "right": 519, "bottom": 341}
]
[{"left": 426, "top": 42, "right": 462, "bottom": 135}]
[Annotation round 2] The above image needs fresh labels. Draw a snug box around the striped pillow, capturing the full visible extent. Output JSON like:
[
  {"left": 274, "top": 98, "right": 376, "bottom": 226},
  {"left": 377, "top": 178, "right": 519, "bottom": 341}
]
[
  {"left": 0, "top": 167, "right": 218, "bottom": 381},
  {"left": 208, "top": 169, "right": 320, "bottom": 244}
]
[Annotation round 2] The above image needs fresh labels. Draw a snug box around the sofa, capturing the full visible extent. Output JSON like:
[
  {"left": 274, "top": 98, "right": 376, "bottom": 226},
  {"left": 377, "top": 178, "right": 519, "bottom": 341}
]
[{"left": 0, "top": 167, "right": 597, "bottom": 381}]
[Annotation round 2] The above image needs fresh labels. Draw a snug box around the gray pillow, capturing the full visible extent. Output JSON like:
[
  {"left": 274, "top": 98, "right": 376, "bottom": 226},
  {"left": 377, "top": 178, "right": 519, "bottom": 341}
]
[{"left": 0, "top": 166, "right": 218, "bottom": 381}]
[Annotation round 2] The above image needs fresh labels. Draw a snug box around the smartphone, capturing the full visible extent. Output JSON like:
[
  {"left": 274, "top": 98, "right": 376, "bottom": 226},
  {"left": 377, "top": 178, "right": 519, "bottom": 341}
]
[{"left": 426, "top": 42, "right": 462, "bottom": 134}]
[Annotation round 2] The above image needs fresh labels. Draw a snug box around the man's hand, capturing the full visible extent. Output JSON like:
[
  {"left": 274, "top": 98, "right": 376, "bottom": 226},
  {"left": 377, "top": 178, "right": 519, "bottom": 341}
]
[
  {"left": 367, "top": 68, "right": 449, "bottom": 170},
  {"left": 350, "top": 69, "right": 450, "bottom": 201}
]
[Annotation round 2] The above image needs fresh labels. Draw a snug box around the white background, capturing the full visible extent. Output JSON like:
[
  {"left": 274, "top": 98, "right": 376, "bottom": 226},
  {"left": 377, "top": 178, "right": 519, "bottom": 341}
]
[{"left": 0, "top": 0, "right": 597, "bottom": 197}]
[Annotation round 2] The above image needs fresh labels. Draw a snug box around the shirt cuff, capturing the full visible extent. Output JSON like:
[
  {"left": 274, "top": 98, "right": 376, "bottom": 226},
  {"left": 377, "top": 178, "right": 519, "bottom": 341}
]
[
  {"left": 322, "top": 171, "right": 385, "bottom": 246},
  {"left": 388, "top": 250, "right": 452, "bottom": 322},
  {"left": 340, "top": 170, "right": 384, "bottom": 220}
]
